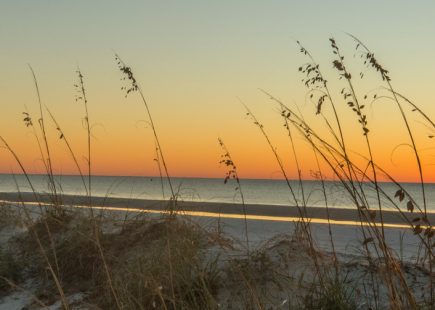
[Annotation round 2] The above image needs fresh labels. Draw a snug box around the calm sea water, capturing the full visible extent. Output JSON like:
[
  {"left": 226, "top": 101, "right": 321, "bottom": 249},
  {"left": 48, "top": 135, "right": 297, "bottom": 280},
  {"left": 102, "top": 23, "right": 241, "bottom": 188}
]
[{"left": 0, "top": 174, "right": 434, "bottom": 212}]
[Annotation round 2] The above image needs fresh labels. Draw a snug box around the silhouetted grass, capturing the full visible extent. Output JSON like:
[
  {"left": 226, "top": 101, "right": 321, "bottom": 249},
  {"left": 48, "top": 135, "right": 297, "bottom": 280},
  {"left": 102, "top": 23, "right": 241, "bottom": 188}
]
[{"left": 1, "top": 35, "right": 435, "bottom": 310}]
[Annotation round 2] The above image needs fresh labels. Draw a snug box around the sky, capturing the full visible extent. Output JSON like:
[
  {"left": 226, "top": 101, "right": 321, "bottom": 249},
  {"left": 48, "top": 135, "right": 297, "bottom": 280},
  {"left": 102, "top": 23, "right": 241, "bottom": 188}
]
[{"left": 1, "top": 1, "right": 435, "bottom": 183}]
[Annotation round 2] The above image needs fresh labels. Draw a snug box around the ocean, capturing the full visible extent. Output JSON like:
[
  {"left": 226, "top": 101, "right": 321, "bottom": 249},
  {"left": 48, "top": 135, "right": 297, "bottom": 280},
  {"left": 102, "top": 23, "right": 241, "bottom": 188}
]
[{"left": 0, "top": 174, "right": 433, "bottom": 213}]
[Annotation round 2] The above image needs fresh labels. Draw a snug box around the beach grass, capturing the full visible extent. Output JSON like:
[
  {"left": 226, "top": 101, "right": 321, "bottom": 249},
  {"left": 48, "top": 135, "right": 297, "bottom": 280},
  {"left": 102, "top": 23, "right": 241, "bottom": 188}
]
[{"left": 1, "top": 35, "right": 435, "bottom": 309}]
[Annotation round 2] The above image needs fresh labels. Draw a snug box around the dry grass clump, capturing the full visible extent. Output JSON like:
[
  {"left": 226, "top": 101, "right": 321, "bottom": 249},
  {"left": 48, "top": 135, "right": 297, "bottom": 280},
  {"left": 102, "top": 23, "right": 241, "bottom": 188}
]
[
  {"left": 105, "top": 216, "right": 221, "bottom": 310},
  {"left": 215, "top": 225, "right": 364, "bottom": 310},
  {"left": 3, "top": 207, "right": 223, "bottom": 309},
  {"left": 2, "top": 203, "right": 367, "bottom": 309},
  {"left": 4, "top": 201, "right": 434, "bottom": 309}
]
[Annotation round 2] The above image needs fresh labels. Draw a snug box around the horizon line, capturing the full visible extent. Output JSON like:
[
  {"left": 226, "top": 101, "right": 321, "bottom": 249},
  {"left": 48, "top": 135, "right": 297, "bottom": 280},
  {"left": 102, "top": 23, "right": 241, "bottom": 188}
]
[{"left": 0, "top": 173, "right": 431, "bottom": 184}]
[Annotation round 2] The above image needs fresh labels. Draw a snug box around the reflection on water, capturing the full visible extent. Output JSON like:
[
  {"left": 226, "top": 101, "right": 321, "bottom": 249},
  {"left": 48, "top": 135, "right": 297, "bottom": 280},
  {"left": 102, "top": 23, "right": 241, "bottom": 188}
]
[
  {"left": 0, "top": 174, "right": 433, "bottom": 213},
  {"left": 2, "top": 200, "right": 411, "bottom": 229}
]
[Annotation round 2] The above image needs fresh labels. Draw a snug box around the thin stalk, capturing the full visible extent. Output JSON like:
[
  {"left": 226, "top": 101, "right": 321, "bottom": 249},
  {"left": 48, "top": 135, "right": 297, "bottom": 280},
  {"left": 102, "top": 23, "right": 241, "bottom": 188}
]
[
  {"left": 114, "top": 54, "right": 175, "bottom": 201},
  {"left": 295, "top": 41, "right": 362, "bottom": 210},
  {"left": 242, "top": 102, "right": 326, "bottom": 289},
  {"left": 352, "top": 34, "right": 433, "bottom": 304},
  {"left": 218, "top": 138, "right": 249, "bottom": 255},
  {"left": 218, "top": 137, "right": 253, "bottom": 308},
  {"left": 76, "top": 68, "right": 92, "bottom": 212},
  {"left": 1, "top": 137, "right": 61, "bottom": 279},
  {"left": 29, "top": 66, "right": 61, "bottom": 209},
  {"left": 350, "top": 34, "right": 433, "bottom": 303},
  {"left": 349, "top": 35, "right": 428, "bottom": 216},
  {"left": 0, "top": 276, "right": 50, "bottom": 309},
  {"left": 330, "top": 38, "right": 387, "bottom": 242},
  {"left": 329, "top": 42, "right": 403, "bottom": 307},
  {"left": 154, "top": 142, "right": 166, "bottom": 200},
  {"left": 45, "top": 107, "right": 88, "bottom": 196}
]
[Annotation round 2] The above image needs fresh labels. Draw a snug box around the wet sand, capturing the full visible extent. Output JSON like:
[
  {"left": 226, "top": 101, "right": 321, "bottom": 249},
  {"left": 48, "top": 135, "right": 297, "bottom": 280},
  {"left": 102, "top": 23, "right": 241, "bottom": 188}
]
[{"left": 1, "top": 191, "right": 430, "bottom": 227}]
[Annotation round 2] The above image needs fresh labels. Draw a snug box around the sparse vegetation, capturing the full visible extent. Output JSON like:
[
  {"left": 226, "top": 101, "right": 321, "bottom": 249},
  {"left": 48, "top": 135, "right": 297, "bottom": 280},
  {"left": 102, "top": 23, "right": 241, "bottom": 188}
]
[{"left": 1, "top": 34, "right": 435, "bottom": 309}]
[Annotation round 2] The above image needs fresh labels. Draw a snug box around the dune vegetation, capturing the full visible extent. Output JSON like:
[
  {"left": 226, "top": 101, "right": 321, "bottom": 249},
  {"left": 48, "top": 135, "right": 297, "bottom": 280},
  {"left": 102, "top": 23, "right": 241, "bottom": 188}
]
[{"left": 1, "top": 35, "right": 435, "bottom": 310}]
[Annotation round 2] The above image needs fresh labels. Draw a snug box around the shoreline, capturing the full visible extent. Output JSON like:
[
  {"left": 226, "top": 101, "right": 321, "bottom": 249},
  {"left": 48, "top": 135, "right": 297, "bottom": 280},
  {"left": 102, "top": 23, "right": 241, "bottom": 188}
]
[{"left": 1, "top": 191, "right": 429, "bottom": 227}]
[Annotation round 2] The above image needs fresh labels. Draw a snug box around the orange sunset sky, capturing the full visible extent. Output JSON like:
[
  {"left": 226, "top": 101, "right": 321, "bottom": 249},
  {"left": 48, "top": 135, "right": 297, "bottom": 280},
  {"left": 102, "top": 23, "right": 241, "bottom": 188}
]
[{"left": 1, "top": 1, "right": 435, "bottom": 183}]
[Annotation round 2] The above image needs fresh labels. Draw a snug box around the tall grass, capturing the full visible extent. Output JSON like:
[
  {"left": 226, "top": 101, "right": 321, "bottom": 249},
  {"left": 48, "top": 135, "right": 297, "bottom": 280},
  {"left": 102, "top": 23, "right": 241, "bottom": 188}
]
[{"left": 0, "top": 35, "right": 434, "bottom": 309}]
